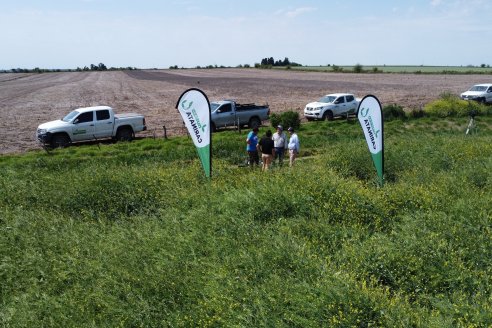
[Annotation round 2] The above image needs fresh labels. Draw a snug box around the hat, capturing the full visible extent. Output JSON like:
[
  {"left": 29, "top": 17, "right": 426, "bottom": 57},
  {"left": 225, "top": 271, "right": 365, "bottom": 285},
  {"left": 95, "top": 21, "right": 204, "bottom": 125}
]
[
  {"left": 277, "top": 125, "right": 283, "bottom": 130},
  {"left": 288, "top": 127, "right": 294, "bottom": 132}
]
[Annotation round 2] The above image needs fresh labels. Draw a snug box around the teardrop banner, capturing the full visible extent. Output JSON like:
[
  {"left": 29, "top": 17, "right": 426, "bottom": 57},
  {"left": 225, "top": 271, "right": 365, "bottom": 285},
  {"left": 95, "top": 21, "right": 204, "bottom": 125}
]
[
  {"left": 176, "top": 88, "right": 212, "bottom": 178},
  {"left": 357, "top": 95, "right": 384, "bottom": 186}
]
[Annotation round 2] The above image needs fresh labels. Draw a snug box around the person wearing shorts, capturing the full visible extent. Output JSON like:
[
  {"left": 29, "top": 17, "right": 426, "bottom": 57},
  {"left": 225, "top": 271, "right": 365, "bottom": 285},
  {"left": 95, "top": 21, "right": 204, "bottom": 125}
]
[{"left": 257, "top": 130, "right": 275, "bottom": 171}]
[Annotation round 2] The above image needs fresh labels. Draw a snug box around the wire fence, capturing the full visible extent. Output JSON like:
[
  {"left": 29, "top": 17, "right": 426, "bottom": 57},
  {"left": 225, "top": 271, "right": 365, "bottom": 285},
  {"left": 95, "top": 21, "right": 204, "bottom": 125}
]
[{"left": 148, "top": 118, "right": 252, "bottom": 140}]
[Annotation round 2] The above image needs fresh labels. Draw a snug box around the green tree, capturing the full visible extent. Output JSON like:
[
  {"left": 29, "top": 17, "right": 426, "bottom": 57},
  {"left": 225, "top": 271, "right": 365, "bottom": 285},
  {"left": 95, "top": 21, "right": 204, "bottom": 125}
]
[{"left": 354, "top": 63, "right": 363, "bottom": 73}]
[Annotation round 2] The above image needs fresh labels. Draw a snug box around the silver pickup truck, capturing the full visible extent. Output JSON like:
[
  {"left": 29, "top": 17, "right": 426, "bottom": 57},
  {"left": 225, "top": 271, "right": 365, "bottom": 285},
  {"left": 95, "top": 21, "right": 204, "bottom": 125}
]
[
  {"left": 210, "top": 100, "right": 270, "bottom": 131},
  {"left": 37, "top": 105, "right": 146, "bottom": 148}
]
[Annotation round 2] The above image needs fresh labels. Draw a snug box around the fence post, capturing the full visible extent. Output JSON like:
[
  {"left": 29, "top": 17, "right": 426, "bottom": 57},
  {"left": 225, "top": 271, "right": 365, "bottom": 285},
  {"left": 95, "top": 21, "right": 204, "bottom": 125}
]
[
  {"left": 163, "top": 125, "right": 168, "bottom": 139},
  {"left": 182, "top": 122, "right": 189, "bottom": 139}
]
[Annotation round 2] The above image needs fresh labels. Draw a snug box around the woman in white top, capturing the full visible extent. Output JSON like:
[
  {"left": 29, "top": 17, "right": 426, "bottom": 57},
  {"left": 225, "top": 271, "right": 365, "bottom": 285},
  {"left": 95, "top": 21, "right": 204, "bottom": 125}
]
[{"left": 287, "top": 127, "right": 300, "bottom": 167}]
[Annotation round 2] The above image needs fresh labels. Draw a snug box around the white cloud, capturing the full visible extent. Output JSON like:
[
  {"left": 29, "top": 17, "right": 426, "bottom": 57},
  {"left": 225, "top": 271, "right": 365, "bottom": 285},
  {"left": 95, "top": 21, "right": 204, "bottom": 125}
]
[
  {"left": 429, "top": 0, "right": 492, "bottom": 16},
  {"left": 275, "top": 7, "right": 315, "bottom": 18},
  {"left": 2, "top": 0, "right": 492, "bottom": 68}
]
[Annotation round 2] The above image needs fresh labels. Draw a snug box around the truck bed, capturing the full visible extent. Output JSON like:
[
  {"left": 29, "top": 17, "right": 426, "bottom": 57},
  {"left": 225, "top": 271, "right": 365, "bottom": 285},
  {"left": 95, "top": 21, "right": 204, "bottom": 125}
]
[
  {"left": 115, "top": 113, "right": 144, "bottom": 119},
  {"left": 235, "top": 103, "right": 269, "bottom": 111}
]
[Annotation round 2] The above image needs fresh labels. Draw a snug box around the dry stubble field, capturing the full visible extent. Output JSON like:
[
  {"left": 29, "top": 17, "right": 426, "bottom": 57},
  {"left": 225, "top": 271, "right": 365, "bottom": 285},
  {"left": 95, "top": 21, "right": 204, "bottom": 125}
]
[{"left": 1, "top": 68, "right": 490, "bottom": 154}]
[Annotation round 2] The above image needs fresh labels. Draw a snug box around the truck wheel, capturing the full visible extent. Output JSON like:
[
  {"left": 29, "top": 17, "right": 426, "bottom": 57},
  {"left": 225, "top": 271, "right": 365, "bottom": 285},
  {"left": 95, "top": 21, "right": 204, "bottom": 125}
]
[
  {"left": 51, "top": 134, "right": 70, "bottom": 148},
  {"left": 249, "top": 117, "right": 261, "bottom": 129},
  {"left": 116, "top": 127, "right": 134, "bottom": 141},
  {"left": 322, "top": 111, "right": 334, "bottom": 121}
]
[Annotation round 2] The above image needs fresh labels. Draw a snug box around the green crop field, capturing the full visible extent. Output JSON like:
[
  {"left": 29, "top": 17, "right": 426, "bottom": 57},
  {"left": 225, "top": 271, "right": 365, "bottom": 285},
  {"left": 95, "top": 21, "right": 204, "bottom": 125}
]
[
  {"left": 287, "top": 65, "right": 492, "bottom": 74},
  {"left": 1, "top": 110, "right": 491, "bottom": 326}
]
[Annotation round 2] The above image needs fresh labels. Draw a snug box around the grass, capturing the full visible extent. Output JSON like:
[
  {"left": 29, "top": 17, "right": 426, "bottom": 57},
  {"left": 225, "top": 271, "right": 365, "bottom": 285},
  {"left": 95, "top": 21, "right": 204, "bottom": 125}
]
[
  {"left": 286, "top": 65, "right": 492, "bottom": 74},
  {"left": 1, "top": 116, "right": 492, "bottom": 327}
]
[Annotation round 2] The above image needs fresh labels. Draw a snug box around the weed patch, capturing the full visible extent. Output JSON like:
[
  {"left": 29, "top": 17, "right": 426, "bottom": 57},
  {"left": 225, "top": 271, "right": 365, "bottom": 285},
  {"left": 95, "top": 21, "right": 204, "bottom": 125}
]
[{"left": 1, "top": 117, "right": 492, "bottom": 326}]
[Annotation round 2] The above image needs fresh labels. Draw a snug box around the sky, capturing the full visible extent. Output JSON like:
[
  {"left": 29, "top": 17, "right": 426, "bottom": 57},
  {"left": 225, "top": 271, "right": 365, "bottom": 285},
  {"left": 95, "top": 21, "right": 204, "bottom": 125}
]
[{"left": 1, "top": 0, "right": 492, "bottom": 69}]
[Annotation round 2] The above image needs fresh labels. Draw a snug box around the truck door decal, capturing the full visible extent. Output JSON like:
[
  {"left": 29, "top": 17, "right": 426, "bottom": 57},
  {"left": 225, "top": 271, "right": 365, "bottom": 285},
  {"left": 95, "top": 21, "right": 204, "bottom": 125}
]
[{"left": 73, "top": 129, "right": 87, "bottom": 135}]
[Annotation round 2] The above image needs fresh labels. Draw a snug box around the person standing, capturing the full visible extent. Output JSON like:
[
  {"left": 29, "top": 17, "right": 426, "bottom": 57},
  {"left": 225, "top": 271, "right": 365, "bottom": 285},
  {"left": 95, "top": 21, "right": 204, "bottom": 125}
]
[
  {"left": 246, "top": 127, "right": 259, "bottom": 167},
  {"left": 272, "top": 125, "right": 288, "bottom": 166},
  {"left": 287, "top": 127, "right": 300, "bottom": 167},
  {"left": 257, "top": 130, "right": 275, "bottom": 171}
]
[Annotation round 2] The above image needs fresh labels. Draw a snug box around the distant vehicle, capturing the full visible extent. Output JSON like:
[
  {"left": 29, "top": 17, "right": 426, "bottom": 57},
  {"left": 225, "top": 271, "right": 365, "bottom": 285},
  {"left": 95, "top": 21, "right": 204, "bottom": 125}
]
[
  {"left": 460, "top": 84, "right": 492, "bottom": 103},
  {"left": 210, "top": 100, "right": 270, "bottom": 131},
  {"left": 304, "top": 93, "right": 360, "bottom": 121},
  {"left": 37, "top": 106, "right": 146, "bottom": 148}
]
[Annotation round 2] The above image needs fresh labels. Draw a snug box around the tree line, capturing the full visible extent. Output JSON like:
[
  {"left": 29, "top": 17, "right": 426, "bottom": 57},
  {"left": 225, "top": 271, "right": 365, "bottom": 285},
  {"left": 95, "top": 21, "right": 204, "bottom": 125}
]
[
  {"left": 2, "top": 63, "right": 137, "bottom": 73},
  {"left": 257, "top": 57, "right": 302, "bottom": 67}
]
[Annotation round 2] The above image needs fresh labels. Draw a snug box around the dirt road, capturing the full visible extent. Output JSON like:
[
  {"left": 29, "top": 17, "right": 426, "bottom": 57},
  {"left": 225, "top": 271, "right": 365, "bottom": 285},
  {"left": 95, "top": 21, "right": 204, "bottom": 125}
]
[{"left": 0, "top": 69, "right": 490, "bottom": 154}]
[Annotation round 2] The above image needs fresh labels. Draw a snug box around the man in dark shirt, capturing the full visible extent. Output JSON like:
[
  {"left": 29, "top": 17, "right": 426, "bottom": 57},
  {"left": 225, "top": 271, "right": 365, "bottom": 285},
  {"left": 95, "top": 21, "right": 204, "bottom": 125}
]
[{"left": 257, "top": 130, "right": 275, "bottom": 171}]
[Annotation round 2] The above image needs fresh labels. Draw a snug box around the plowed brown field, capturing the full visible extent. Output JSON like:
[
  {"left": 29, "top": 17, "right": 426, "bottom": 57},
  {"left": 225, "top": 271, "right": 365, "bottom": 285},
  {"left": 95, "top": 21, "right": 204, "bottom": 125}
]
[{"left": 1, "top": 69, "right": 490, "bottom": 154}]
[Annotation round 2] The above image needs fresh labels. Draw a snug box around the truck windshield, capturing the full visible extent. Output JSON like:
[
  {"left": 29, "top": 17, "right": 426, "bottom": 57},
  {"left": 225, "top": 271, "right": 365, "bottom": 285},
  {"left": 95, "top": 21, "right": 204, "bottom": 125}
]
[
  {"left": 210, "top": 103, "right": 220, "bottom": 112},
  {"left": 62, "top": 110, "right": 79, "bottom": 122},
  {"left": 318, "top": 96, "right": 336, "bottom": 103},
  {"left": 470, "top": 86, "right": 487, "bottom": 91}
]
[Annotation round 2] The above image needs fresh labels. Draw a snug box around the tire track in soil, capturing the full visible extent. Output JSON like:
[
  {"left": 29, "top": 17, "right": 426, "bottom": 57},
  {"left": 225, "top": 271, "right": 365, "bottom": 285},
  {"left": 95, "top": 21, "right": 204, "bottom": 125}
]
[
  {"left": 1, "top": 69, "right": 490, "bottom": 154},
  {"left": 0, "top": 72, "right": 93, "bottom": 104}
]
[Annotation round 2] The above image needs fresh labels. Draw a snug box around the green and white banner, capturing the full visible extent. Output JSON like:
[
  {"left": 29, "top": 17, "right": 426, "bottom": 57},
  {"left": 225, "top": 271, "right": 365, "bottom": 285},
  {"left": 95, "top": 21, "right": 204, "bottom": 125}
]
[
  {"left": 176, "top": 88, "right": 212, "bottom": 178},
  {"left": 357, "top": 95, "right": 384, "bottom": 186}
]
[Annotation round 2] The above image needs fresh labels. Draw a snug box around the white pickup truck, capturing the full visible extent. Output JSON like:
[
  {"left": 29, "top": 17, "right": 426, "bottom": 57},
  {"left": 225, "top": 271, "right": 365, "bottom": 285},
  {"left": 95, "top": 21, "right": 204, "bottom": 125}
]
[
  {"left": 36, "top": 106, "right": 147, "bottom": 148},
  {"left": 210, "top": 100, "right": 270, "bottom": 131},
  {"left": 304, "top": 93, "right": 360, "bottom": 121},
  {"left": 460, "top": 84, "right": 492, "bottom": 104}
]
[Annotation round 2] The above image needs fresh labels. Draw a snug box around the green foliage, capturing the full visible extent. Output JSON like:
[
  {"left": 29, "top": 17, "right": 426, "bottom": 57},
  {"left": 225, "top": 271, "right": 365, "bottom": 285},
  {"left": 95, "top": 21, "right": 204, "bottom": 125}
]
[
  {"left": 269, "top": 113, "right": 281, "bottom": 128},
  {"left": 332, "top": 65, "right": 342, "bottom": 72},
  {"left": 424, "top": 93, "right": 489, "bottom": 117},
  {"left": 354, "top": 63, "right": 364, "bottom": 73},
  {"left": 1, "top": 117, "right": 492, "bottom": 326},
  {"left": 382, "top": 104, "right": 406, "bottom": 121},
  {"left": 408, "top": 107, "right": 426, "bottom": 118},
  {"left": 289, "top": 65, "right": 492, "bottom": 74},
  {"left": 270, "top": 110, "right": 301, "bottom": 130},
  {"left": 259, "top": 57, "right": 301, "bottom": 67},
  {"left": 90, "top": 63, "right": 107, "bottom": 71}
]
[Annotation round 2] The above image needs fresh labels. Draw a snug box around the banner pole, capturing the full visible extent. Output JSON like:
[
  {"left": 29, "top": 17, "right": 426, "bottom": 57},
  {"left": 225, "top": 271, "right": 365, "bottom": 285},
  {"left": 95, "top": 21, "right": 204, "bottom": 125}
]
[{"left": 209, "top": 95, "right": 212, "bottom": 179}]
